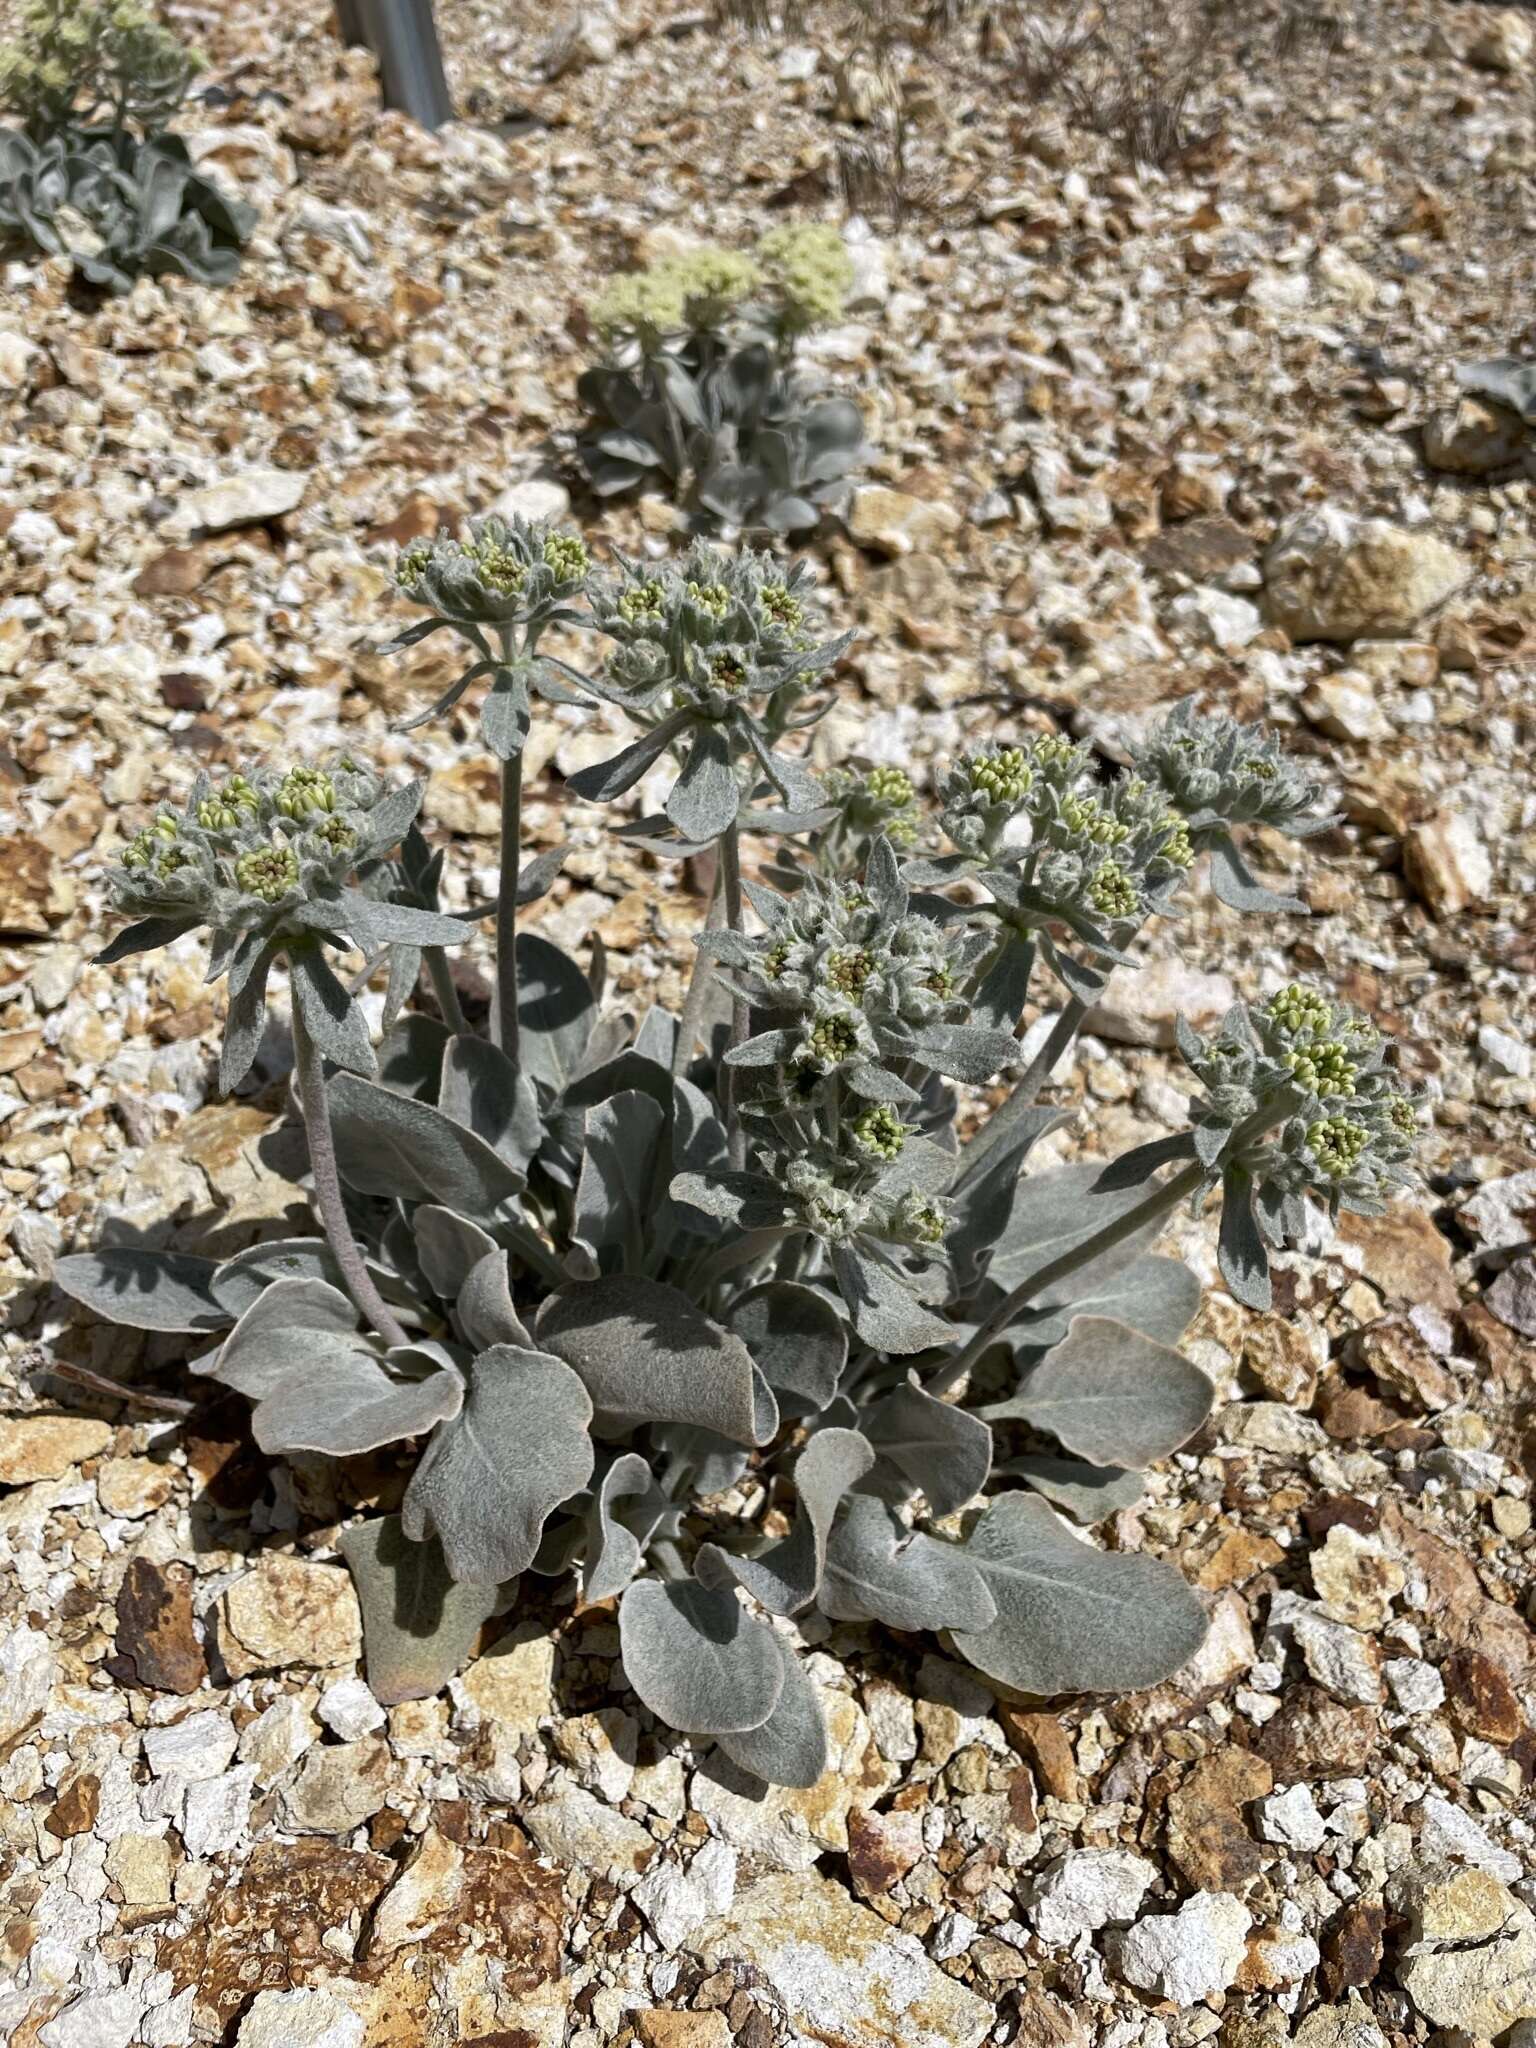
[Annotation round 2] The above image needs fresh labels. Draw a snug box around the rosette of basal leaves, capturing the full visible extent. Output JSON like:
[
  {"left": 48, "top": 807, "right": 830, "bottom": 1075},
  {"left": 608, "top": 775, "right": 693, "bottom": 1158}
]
[
  {"left": 389, "top": 517, "right": 593, "bottom": 761},
  {"left": 0, "top": 126, "right": 254, "bottom": 288},
  {"left": 101, "top": 758, "right": 469, "bottom": 1088},
  {"left": 576, "top": 236, "right": 866, "bottom": 536},
  {"left": 1169, "top": 986, "right": 1420, "bottom": 1310},
  {"left": 571, "top": 542, "right": 851, "bottom": 841}
]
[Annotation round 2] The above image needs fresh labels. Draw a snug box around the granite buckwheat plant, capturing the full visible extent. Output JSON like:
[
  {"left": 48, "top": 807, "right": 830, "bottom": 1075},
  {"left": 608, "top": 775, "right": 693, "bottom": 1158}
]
[
  {"left": 575, "top": 226, "right": 869, "bottom": 534},
  {"left": 61, "top": 513, "right": 1423, "bottom": 1784},
  {"left": 0, "top": 0, "right": 254, "bottom": 290}
]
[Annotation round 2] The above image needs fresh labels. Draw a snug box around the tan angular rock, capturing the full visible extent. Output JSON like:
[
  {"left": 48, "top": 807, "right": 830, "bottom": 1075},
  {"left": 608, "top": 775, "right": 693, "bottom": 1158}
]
[
  {"left": 0, "top": 1416, "right": 112, "bottom": 1484},
  {"left": 368, "top": 1827, "right": 465, "bottom": 1955},
  {"left": 1083, "top": 957, "right": 1237, "bottom": 1050},
  {"left": 688, "top": 1871, "right": 992, "bottom": 2048},
  {"left": 1309, "top": 1524, "right": 1406, "bottom": 1631},
  {"left": 848, "top": 485, "right": 961, "bottom": 558},
  {"left": 220, "top": 1555, "right": 362, "bottom": 1677},
  {"left": 457, "top": 1622, "right": 556, "bottom": 1735},
  {"left": 1403, "top": 808, "right": 1494, "bottom": 916},
  {"left": 1396, "top": 1871, "right": 1536, "bottom": 2036},
  {"left": 1469, "top": 8, "right": 1534, "bottom": 71},
  {"left": 1263, "top": 507, "right": 1471, "bottom": 643},
  {"left": 277, "top": 1737, "right": 393, "bottom": 1835},
  {"left": 183, "top": 467, "right": 306, "bottom": 534},
  {"left": 634, "top": 2013, "right": 732, "bottom": 2048}
]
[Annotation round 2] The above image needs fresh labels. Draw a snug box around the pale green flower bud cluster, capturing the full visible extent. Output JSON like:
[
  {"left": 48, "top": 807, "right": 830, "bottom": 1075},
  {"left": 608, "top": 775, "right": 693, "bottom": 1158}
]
[
  {"left": 592, "top": 541, "right": 843, "bottom": 722},
  {"left": 591, "top": 225, "right": 852, "bottom": 352},
  {"left": 1139, "top": 699, "right": 1328, "bottom": 841},
  {"left": 820, "top": 763, "right": 922, "bottom": 857},
  {"left": 396, "top": 516, "right": 590, "bottom": 632},
  {"left": 724, "top": 868, "right": 982, "bottom": 1067},
  {"left": 111, "top": 755, "right": 396, "bottom": 936},
  {"left": 781, "top": 1151, "right": 950, "bottom": 1258},
  {"left": 755, "top": 222, "right": 855, "bottom": 334},
  {"left": 1176, "top": 989, "right": 1420, "bottom": 1222}
]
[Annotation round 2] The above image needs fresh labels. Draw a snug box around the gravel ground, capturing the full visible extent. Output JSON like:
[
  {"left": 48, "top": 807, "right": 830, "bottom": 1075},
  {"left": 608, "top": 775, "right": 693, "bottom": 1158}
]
[{"left": 0, "top": 1, "right": 1534, "bottom": 2044}]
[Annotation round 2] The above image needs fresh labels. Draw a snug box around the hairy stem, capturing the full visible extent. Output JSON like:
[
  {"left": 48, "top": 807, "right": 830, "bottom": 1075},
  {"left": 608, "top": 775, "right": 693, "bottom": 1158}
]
[
  {"left": 424, "top": 946, "right": 467, "bottom": 1036},
  {"left": 495, "top": 749, "right": 522, "bottom": 1065},
  {"left": 952, "top": 997, "right": 1087, "bottom": 1191},
  {"left": 291, "top": 1007, "right": 410, "bottom": 1349},
  {"left": 670, "top": 867, "right": 725, "bottom": 1081},
  {"left": 720, "top": 821, "right": 748, "bottom": 1169},
  {"left": 927, "top": 1160, "right": 1205, "bottom": 1398}
]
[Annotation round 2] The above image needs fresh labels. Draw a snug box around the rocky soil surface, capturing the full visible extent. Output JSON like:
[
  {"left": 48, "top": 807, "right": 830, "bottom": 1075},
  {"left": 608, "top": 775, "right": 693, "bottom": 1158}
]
[{"left": 1, "top": 0, "right": 1534, "bottom": 2044}]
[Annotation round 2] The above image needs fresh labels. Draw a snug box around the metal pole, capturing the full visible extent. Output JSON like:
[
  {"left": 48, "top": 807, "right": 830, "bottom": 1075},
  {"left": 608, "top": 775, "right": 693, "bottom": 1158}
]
[{"left": 335, "top": 0, "right": 454, "bottom": 130}]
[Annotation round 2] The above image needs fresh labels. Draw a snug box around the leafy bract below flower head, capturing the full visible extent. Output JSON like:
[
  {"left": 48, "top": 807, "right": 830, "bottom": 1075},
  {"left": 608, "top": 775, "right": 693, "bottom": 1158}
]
[
  {"left": 572, "top": 543, "right": 852, "bottom": 842},
  {"left": 103, "top": 757, "right": 472, "bottom": 1090},
  {"left": 396, "top": 515, "right": 591, "bottom": 634}
]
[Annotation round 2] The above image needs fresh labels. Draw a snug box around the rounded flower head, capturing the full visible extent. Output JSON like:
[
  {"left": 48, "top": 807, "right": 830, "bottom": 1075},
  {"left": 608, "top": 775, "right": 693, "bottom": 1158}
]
[
  {"left": 756, "top": 222, "right": 854, "bottom": 334},
  {"left": 396, "top": 515, "right": 590, "bottom": 631},
  {"left": 592, "top": 541, "right": 844, "bottom": 723},
  {"left": 1176, "top": 986, "right": 1421, "bottom": 1226},
  {"left": 107, "top": 754, "right": 413, "bottom": 945},
  {"left": 1139, "top": 699, "right": 1328, "bottom": 840}
]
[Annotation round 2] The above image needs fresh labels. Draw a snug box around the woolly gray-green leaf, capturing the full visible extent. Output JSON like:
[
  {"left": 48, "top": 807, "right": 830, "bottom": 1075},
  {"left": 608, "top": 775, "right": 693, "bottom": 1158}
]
[
  {"left": 516, "top": 932, "right": 596, "bottom": 1096},
  {"left": 401, "top": 1345, "right": 595, "bottom": 1584},
  {"left": 220, "top": 937, "right": 279, "bottom": 1092},
  {"left": 56, "top": 1248, "right": 230, "bottom": 1334},
  {"left": 210, "top": 1278, "right": 360, "bottom": 1399},
  {"left": 439, "top": 1035, "right": 542, "bottom": 1178},
  {"left": 906, "top": 1022, "right": 1018, "bottom": 1085},
  {"left": 712, "top": 1636, "right": 828, "bottom": 1788},
  {"left": 566, "top": 709, "right": 691, "bottom": 804},
  {"left": 209, "top": 1238, "right": 343, "bottom": 1320},
  {"left": 340, "top": 1515, "right": 503, "bottom": 1706},
  {"left": 671, "top": 1171, "right": 794, "bottom": 1228},
  {"left": 830, "top": 1245, "right": 953, "bottom": 1356},
  {"left": 1219, "top": 1166, "right": 1271, "bottom": 1310},
  {"left": 951, "top": 1491, "right": 1209, "bottom": 1695},
  {"left": 253, "top": 1346, "right": 464, "bottom": 1458},
  {"left": 820, "top": 1496, "right": 998, "bottom": 1634},
  {"left": 726, "top": 1282, "right": 847, "bottom": 1415},
  {"left": 377, "top": 1012, "right": 452, "bottom": 1101},
  {"left": 413, "top": 1208, "right": 499, "bottom": 1302},
  {"left": 1026, "top": 1254, "right": 1203, "bottom": 1350},
  {"left": 455, "top": 1249, "right": 532, "bottom": 1351},
  {"left": 667, "top": 724, "right": 739, "bottom": 842},
  {"left": 618, "top": 1578, "right": 785, "bottom": 1736},
  {"left": 290, "top": 945, "right": 377, "bottom": 1077},
  {"left": 573, "top": 1091, "right": 666, "bottom": 1272},
  {"left": 537, "top": 1275, "right": 765, "bottom": 1445},
  {"left": 328, "top": 1072, "right": 525, "bottom": 1221},
  {"left": 996, "top": 1316, "right": 1212, "bottom": 1469},
  {"left": 999, "top": 1454, "right": 1145, "bottom": 1524},
  {"left": 585, "top": 1452, "right": 673, "bottom": 1604},
  {"left": 697, "top": 1427, "right": 874, "bottom": 1616},
  {"left": 987, "top": 1162, "right": 1173, "bottom": 1299},
  {"left": 1208, "top": 833, "right": 1305, "bottom": 916},
  {"left": 862, "top": 1374, "right": 992, "bottom": 1515}
]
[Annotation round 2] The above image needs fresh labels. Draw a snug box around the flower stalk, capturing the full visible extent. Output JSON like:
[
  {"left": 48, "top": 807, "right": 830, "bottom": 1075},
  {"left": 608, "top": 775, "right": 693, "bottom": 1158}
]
[{"left": 290, "top": 996, "right": 409, "bottom": 1350}]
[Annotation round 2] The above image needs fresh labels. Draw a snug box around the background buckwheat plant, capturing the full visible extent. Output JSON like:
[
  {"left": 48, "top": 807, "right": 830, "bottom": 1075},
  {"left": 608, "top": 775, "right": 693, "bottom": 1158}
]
[
  {"left": 0, "top": 0, "right": 253, "bottom": 290},
  {"left": 575, "top": 226, "right": 869, "bottom": 535},
  {"left": 60, "top": 511, "right": 1422, "bottom": 1784}
]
